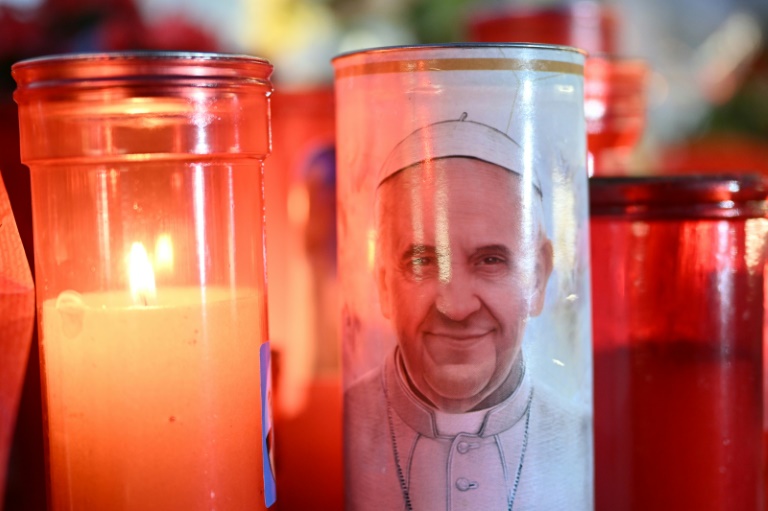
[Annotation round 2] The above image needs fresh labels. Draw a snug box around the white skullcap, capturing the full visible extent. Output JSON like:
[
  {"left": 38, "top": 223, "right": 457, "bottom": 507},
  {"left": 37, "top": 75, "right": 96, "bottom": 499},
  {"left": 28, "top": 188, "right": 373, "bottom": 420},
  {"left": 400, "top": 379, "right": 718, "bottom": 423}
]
[{"left": 378, "top": 113, "right": 542, "bottom": 195}]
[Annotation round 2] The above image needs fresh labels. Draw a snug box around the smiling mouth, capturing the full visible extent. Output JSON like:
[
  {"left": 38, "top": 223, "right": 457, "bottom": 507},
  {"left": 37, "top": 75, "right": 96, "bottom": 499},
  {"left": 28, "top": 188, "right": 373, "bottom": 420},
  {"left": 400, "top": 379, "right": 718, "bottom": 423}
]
[
  {"left": 421, "top": 330, "right": 494, "bottom": 366},
  {"left": 425, "top": 330, "right": 492, "bottom": 342}
]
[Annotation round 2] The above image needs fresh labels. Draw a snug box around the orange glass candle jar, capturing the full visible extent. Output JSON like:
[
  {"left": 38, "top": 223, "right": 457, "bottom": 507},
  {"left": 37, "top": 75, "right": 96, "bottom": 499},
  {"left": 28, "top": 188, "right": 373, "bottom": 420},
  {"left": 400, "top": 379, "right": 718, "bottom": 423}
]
[
  {"left": 13, "top": 53, "right": 275, "bottom": 511},
  {"left": 591, "top": 175, "right": 766, "bottom": 511}
]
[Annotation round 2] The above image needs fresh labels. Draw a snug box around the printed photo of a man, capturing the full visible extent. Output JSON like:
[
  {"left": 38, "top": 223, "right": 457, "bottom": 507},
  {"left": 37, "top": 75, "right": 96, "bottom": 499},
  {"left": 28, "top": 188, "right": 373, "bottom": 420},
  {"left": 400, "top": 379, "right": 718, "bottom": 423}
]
[{"left": 345, "top": 114, "right": 591, "bottom": 511}]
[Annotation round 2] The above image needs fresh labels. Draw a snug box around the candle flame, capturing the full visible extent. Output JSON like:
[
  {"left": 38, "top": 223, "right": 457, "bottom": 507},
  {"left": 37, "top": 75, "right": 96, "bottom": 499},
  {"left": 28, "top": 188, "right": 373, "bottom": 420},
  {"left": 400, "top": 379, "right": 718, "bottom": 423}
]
[{"left": 128, "top": 242, "right": 156, "bottom": 306}]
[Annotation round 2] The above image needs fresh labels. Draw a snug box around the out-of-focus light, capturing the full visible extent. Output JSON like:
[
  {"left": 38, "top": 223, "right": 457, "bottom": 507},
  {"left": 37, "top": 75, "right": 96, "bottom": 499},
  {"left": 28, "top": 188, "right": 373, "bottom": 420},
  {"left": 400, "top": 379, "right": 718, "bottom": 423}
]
[
  {"left": 287, "top": 184, "right": 310, "bottom": 226},
  {"left": 128, "top": 242, "right": 157, "bottom": 306},
  {"left": 0, "top": 0, "right": 43, "bottom": 8},
  {"left": 694, "top": 11, "right": 763, "bottom": 104},
  {"left": 584, "top": 99, "right": 607, "bottom": 121},
  {"left": 154, "top": 234, "right": 174, "bottom": 272}
]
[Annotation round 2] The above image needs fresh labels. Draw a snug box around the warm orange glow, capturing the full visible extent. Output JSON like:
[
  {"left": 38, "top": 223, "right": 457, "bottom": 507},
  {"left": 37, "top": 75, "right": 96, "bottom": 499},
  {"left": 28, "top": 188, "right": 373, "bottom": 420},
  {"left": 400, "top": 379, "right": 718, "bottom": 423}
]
[
  {"left": 154, "top": 234, "right": 175, "bottom": 272},
  {"left": 287, "top": 184, "right": 310, "bottom": 226},
  {"left": 41, "top": 288, "right": 267, "bottom": 509},
  {"left": 367, "top": 229, "right": 376, "bottom": 272},
  {"left": 128, "top": 242, "right": 157, "bottom": 306}
]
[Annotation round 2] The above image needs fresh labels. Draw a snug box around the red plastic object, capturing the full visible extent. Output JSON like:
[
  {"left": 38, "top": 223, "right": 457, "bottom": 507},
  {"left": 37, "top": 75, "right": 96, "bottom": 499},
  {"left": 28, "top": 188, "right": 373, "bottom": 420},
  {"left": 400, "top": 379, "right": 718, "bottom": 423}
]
[
  {"left": 0, "top": 172, "right": 35, "bottom": 507},
  {"left": 590, "top": 175, "right": 766, "bottom": 511},
  {"left": 466, "top": 1, "right": 620, "bottom": 55}
]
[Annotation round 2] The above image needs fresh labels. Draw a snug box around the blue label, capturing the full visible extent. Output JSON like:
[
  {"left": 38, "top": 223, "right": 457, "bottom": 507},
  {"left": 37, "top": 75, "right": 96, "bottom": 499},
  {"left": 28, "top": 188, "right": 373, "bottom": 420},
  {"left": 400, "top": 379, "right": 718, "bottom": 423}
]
[{"left": 260, "top": 342, "right": 277, "bottom": 507}]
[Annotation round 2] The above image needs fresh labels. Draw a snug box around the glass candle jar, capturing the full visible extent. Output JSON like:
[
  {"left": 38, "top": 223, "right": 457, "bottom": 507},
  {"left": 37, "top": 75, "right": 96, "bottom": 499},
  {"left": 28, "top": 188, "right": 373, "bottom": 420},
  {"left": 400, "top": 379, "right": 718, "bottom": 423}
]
[
  {"left": 466, "top": 1, "right": 620, "bottom": 56},
  {"left": 590, "top": 175, "right": 767, "bottom": 511},
  {"left": 334, "top": 43, "right": 593, "bottom": 510},
  {"left": 264, "top": 86, "right": 343, "bottom": 511},
  {"left": 585, "top": 57, "right": 649, "bottom": 176},
  {"left": 465, "top": 6, "right": 648, "bottom": 178},
  {"left": 13, "top": 52, "right": 275, "bottom": 511}
]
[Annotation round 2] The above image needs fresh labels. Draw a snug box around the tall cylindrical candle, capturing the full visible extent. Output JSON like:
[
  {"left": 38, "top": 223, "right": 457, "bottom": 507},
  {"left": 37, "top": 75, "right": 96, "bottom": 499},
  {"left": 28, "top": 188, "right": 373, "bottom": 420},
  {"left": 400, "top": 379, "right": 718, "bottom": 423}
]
[
  {"left": 264, "top": 86, "right": 343, "bottom": 511},
  {"left": 464, "top": 7, "right": 649, "bottom": 177},
  {"left": 590, "top": 175, "right": 766, "bottom": 511},
  {"left": 13, "top": 52, "right": 276, "bottom": 511},
  {"left": 334, "top": 43, "right": 593, "bottom": 510}
]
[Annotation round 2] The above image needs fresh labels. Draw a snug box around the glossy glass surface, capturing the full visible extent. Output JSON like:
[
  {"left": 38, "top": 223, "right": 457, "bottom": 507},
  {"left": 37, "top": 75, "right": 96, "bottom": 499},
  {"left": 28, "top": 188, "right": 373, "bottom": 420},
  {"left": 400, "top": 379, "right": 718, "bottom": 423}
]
[
  {"left": 591, "top": 175, "right": 767, "bottom": 511},
  {"left": 14, "top": 52, "right": 274, "bottom": 511}
]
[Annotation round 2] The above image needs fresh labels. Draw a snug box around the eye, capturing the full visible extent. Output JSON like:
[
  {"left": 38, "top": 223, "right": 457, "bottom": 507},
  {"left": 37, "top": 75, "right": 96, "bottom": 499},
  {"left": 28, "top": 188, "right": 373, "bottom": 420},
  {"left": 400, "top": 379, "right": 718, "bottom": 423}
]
[
  {"left": 411, "top": 256, "right": 432, "bottom": 266},
  {"left": 474, "top": 253, "right": 510, "bottom": 276},
  {"left": 403, "top": 254, "right": 437, "bottom": 280},
  {"left": 481, "top": 256, "right": 505, "bottom": 265}
]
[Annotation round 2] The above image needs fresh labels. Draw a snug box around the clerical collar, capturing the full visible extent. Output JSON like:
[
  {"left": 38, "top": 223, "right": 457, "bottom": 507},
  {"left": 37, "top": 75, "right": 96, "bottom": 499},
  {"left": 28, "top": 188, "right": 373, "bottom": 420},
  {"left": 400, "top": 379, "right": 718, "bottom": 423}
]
[
  {"left": 433, "top": 408, "right": 487, "bottom": 436},
  {"left": 383, "top": 348, "right": 533, "bottom": 439}
]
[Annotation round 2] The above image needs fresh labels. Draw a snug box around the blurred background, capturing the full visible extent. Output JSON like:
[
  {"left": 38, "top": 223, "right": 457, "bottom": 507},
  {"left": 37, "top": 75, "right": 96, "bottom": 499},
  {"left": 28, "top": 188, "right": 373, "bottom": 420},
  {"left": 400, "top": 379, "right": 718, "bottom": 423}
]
[{"left": 1, "top": 0, "right": 767, "bottom": 509}]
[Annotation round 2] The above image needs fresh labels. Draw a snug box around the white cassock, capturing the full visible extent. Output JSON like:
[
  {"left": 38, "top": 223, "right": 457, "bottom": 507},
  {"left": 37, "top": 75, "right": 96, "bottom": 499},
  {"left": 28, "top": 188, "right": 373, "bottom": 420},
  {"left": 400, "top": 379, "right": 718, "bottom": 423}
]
[{"left": 345, "top": 349, "right": 593, "bottom": 511}]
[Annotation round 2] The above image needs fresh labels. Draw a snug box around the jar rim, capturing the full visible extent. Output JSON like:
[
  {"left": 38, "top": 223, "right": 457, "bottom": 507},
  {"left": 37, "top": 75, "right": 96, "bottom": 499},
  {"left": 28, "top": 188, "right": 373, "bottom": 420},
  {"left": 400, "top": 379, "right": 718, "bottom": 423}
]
[
  {"left": 12, "top": 51, "right": 272, "bottom": 90},
  {"left": 590, "top": 174, "right": 768, "bottom": 219},
  {"left": 332, "top": 42, "right": 586, "bottom": 64}
]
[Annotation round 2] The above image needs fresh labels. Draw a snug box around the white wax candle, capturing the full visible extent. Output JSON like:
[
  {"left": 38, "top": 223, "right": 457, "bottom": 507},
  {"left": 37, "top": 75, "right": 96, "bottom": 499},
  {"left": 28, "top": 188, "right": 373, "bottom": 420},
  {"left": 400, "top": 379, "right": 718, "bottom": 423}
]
[{"left": 41, "top": 287, "right": 268, "bottom": 511}]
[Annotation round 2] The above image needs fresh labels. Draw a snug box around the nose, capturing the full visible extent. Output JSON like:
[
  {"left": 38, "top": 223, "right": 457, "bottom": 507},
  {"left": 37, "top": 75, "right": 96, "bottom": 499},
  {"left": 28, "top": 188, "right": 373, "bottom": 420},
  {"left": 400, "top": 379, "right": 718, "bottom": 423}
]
[{"left": 434, "top": 271, "right": 481, "bottom": 321}]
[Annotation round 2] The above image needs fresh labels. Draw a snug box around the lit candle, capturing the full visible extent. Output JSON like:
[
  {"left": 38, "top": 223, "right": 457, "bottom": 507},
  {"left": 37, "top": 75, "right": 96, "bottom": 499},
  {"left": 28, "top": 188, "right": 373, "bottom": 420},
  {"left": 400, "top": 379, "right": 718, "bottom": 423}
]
[
  {"left": 40, "top": 242, "right": 270, "bottom": 510},
  {"left": 12, "top": 52, "right": 275, "bottom": 511}
]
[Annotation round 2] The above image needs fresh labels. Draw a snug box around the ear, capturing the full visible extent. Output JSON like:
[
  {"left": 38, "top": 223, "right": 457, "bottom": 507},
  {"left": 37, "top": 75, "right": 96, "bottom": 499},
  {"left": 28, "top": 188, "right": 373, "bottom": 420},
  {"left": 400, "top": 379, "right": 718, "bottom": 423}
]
[
  {"left": 376, "top": 259, "right": 393, "bottom": 320},
  {"left": 528, "top": 236, "right": 553, "bottom": 317}
]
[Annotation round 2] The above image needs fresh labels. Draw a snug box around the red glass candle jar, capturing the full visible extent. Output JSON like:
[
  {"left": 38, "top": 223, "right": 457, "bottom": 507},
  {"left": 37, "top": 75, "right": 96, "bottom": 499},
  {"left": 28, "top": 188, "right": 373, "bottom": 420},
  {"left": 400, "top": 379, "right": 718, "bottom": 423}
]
[
  {"left": 14, "top": 53, "right": 275, "bottom": 511},
  {"left": 264, "top": 86, "right": 342, "bottom": 511},
  {"left": 0, "top": 171, "right": 35, "bottom": 506},
  {"left": 590, "top": 175, "right": 767, "bottom": 511},
  {"left": 585, "top": 56, "right": 649, "bottom": 176},
  {"left": 466, "top": 1, "right": 620, "bottom": 55}
]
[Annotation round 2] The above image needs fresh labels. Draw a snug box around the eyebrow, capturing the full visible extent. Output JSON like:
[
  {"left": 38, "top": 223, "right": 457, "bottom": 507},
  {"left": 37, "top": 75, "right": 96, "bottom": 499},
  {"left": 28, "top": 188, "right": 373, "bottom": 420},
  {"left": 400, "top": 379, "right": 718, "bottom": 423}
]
[{"left": 475, "top": 244, "right": 512, "bottom": 258}]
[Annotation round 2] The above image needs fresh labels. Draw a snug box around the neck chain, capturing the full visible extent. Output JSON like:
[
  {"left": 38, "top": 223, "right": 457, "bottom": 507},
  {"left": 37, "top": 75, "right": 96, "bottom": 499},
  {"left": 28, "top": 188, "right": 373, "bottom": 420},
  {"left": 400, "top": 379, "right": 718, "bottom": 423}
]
[{"left": 383, "top": 380, "right": 534, "bottom": 511}]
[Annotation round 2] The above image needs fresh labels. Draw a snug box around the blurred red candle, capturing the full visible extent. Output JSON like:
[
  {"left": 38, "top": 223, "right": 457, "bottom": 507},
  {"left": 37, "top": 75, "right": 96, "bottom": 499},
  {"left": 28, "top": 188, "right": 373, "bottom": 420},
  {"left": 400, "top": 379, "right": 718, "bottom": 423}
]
[
  {"left": 0, "top": 172, "right": 35, "bottom": 506},
  {"left": 465, "top": 2, "right": 650, "bottom": 177},
  {"left": 585, "top": 57, "right": 649, "bottom": 176},
  {"left": 466, "top": 0, "right": 620, "bottom": 55},
  {"left": 590, "top": 175, "right": 766, "bottom": 511},
  {"left": 14, "top": 53, "right": 276, "bottom": 511},
  {"left": 264, "top": 86, "right": 342, "bottom": 511}
]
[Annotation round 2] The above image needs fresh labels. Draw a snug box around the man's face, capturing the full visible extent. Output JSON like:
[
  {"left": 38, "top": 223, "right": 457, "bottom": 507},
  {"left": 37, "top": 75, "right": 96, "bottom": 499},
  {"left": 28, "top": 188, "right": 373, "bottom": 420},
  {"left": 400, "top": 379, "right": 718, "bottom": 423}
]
[{"left": 376, "top": 158, "right": 552, "bottom": 413}]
